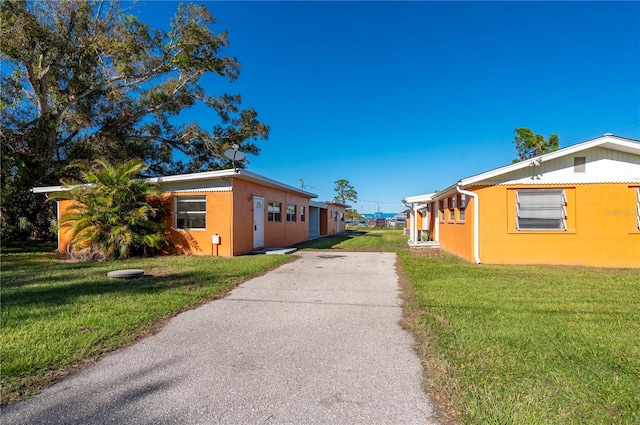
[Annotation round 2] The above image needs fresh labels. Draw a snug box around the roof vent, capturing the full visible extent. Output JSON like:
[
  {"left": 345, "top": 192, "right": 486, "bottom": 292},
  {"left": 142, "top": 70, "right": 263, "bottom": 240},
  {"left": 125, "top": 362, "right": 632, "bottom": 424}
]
[{"left": 603, "top": 132, "right": 613, "bottom": 136}]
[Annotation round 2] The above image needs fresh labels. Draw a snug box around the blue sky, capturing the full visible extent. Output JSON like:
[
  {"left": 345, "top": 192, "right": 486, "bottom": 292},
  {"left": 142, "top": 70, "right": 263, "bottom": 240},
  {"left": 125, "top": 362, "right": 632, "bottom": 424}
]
[{"left": 139, "top": 1, "right": 639, "bottom": 214}]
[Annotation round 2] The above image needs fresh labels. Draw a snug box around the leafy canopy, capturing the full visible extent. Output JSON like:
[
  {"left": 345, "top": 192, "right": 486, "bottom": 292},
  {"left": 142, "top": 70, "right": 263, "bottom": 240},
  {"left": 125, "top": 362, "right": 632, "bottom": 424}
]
[
  {"left": 512, "top": 127, "right": 559, "bottom": 162},
  {"left": 50, "top": 159, "right": 169, "bottom": 260},
  {"left": 1, "top": 0, "right": 268, "bottom": 240},
  {"left": 333, "top": 179, "right": 358, "bottom": 204}
]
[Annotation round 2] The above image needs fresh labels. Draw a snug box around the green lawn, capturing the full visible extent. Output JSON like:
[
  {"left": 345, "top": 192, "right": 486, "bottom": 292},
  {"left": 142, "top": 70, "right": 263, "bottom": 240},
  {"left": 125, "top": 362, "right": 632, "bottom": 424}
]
[
  {"left": 398, "top": 248, "right": 640, "bottom": 425},
  {"left": 296, "top": 228, "right": 409, "bottom": 250},
  {"left": 300, "top": 229, "right": 640, "bottom": 424},
  {"left": 0, "top": 250, "right": 292, "bottom": 406},
  {"left": 3, "top": 231, "right": 639, "bottom": 424}
]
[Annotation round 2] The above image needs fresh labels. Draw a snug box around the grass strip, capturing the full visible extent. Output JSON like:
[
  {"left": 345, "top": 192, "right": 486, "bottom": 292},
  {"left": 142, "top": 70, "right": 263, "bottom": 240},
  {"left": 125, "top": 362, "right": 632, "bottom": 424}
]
[
  {"left": 397, "top": 248, "right": 640, "bottom": 424},
  {"left": 296, "top": 228, "right": 409, "bottom": 250}
]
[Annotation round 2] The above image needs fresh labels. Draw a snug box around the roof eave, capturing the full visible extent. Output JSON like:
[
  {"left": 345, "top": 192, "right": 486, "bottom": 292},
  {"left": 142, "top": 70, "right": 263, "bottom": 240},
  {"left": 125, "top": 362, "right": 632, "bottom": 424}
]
[
  {"left": 31, "top": 185, "right": 68, "bottom": 194},
  {"left": 459, "top": 134, "right": 640, "bottom": 187},
  {"left": 402, "top": 192, "right": 437, "bottom": 203},
  {"left": 33, "top": 169, "right": 318, "bottom": 199}
]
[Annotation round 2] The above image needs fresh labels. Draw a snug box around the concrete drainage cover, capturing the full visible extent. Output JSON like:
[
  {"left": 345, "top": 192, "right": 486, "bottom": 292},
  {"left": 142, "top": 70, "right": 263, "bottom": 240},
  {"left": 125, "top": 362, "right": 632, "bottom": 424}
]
[{"left": 107, "top": 269, "right": 145, "bottom": 279}]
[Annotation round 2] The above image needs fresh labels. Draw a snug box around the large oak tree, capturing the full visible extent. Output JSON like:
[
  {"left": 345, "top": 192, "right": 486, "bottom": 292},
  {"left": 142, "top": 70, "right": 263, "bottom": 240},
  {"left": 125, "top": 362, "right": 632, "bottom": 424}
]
[{"left": 1, "top": 0, "right": 268, "bottom": 240}]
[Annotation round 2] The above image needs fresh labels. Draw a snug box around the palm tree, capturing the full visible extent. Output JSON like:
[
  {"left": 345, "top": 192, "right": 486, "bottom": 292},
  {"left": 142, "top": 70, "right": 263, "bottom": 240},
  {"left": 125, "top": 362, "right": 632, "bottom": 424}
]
[{"left": 51, "top": 159, "right": 169, "bottom": 260}]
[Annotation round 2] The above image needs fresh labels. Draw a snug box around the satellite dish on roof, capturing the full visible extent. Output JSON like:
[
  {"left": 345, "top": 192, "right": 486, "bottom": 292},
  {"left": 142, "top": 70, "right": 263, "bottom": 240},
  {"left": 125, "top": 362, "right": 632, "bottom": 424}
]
[
  {"left": 224, "top": 144, "right": 246, "bottom": 162},
  {"left": 224, "top": 144, "right": 246, "bottom": 169}
]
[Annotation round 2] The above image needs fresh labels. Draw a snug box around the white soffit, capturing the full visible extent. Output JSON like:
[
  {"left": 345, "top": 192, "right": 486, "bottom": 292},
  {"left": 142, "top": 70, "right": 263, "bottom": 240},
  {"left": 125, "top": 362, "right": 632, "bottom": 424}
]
[{"left": 403, "top": 193, "right": 436, "bottom": 203}]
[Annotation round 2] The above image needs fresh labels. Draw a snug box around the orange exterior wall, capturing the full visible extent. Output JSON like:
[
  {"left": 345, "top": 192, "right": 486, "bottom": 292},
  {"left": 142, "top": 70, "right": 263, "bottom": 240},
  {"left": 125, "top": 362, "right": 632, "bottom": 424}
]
[
  {"left": 437, "top": 195, "right": 474, "bottom": 262},
  {"left": 55, "top": 194, "right": 234, "bottom": 256},
  {"left": 164, "top": 191, "right": 234, "bottom": 256},
  {"left": 469, "top": 184, "right": 639, "bottom": 267},
  {"left": 230, "top": 179, "right": 310, "bottom": 255},
  {"left": 55, "top": 181, "right": 311, "bottom": 257},
  {"left": 416, "top": 212, "right": 424, "bottom": 232},
  {"left": 325, "top": 204, "right": 347, "bottom": 235},
  {"left": 319, "top": 209, "right": 328, "bottom": 235},
  {"left": 57, "top": 199, "right": 74, "bottom": 253}
]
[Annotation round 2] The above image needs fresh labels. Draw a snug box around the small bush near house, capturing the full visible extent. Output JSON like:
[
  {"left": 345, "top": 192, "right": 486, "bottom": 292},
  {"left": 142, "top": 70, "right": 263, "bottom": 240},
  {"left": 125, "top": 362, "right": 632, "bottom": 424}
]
[{"left": 51, "top": 159, "right": 169, "bottom": 261}]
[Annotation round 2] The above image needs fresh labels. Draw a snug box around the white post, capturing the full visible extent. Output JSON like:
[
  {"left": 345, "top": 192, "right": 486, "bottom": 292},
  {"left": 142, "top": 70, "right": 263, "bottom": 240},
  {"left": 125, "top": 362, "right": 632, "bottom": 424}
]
[{"left": 412, "top": 204, "right": 419, "bottom": 244}]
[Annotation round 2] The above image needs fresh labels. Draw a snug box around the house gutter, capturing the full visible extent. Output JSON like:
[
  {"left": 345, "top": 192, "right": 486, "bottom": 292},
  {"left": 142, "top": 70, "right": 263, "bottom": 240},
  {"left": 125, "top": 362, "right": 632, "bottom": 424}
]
[{"left": 456, "top": 185, "right": 481, "bottom": 264}]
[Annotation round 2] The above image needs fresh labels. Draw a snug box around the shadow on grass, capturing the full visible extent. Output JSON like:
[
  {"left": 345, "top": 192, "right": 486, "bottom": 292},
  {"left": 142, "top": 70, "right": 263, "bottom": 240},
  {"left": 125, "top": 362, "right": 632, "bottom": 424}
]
[
  {"left": 1, "top": 242, "right": 57, "bottom": 254},
  {"left": 1, "top": 270, "right": 230, "bottom": 309},
  {"left": 293, "top": 231, "right": 365, "bottom": 250}
]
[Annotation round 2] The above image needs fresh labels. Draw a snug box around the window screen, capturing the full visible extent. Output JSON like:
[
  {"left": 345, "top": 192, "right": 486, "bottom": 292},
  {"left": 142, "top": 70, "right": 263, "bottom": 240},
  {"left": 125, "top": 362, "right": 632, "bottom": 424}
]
[
  {"left": 459, "top": 194, "right": 466, "bottom": 221},
  {"left": 574, "top": 157, "right": 586, "bottom": 172},
  {"left": 516, "top": 189, "right": 566, "bottom": 230},
  {"left": 449, "top": 196, "right": 456, "bottom": 221},
  {"left": 176, "top": 196, "right": 206, "bottom": 230}
]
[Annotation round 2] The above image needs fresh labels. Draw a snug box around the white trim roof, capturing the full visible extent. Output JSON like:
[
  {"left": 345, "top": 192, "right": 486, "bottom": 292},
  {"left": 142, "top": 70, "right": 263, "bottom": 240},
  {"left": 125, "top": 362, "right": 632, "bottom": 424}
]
[
  {"left": 459, "top": 134, "right": 640, "bottom": 187},
  {"left": 310, "top": 200, "right": 351, "bottom": 209},
  {"left": 402, "top": 192, "right": 436, "bottom": 204},
  {"left": 32, "top": 168, "right": 318, "bottom": 198},
  {"left": 401, "top": 134, "right": 640, "bottom": 202}
]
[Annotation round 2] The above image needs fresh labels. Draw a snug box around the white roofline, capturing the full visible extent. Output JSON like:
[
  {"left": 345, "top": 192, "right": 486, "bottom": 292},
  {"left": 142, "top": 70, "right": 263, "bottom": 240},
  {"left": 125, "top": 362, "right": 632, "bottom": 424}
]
[
  {"left": 404, "top": 134, "right": 640, "bottom": 203},
  {"left": 459, "top": 134, "right": 640, "bottom": 187},
  {"left": 32, "top": 168, "right": 318, "bottom": 198},
  {"left": 402, "top": 192, "right": 436, "bottom": 203},
  {"left": 310, "top": 200, "right": 351, "bottom": 209},
  {"left": 31, "top": 185, "right": 73, "bottom": 194}
]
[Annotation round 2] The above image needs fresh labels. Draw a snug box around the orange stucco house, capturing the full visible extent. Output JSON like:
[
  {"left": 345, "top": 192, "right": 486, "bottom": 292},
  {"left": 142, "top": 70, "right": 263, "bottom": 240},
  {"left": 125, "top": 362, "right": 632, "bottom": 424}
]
[
  {"left": 309, "top": 200, "right": 349, "bottom": 238},
  {"left": 34, "top": 169, "right": 347, "bottom": 257},
  {"left": 403, "top": 134, "right": 640, "bottom": 268}
]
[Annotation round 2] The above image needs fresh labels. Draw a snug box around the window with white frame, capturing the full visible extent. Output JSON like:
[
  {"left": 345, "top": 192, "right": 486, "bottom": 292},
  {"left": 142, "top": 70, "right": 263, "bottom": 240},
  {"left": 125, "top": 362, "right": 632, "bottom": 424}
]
[
  {"left": 449, "top": 196, "right": 456, "bottom": 221},
  {"left": 175, "top": 196, "right": 206, "bottom": 230},
  {"left": 516, "top": 189, "right": 567, "bottom": 230},
  {"left": 459, "top": 194, "right": 467, "bottom": 221},
  {"left": 301, "top": 206, "right": 306, "bottom": 222},
  {"left": 440, "top": 200, "right": 446, "bottom": 222},
  {"left": 286, "top": 204, "right": 296, "bottom": 222},
  {"left": 268, "top": 202, "right": 281, "bottom": 222}
]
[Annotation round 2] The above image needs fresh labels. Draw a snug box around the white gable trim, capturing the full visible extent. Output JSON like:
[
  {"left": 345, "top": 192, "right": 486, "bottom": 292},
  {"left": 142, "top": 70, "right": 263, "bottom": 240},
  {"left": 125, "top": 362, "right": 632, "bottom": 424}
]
[{"left": 459, "top": 134, "right": 640, "bottom": 187}]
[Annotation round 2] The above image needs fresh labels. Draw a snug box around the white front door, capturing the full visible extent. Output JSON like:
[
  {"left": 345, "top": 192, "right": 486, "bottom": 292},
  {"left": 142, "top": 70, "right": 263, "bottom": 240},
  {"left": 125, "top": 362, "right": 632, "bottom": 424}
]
[{"left": 253, "top": 196, "right": 265, "bottom": 249}]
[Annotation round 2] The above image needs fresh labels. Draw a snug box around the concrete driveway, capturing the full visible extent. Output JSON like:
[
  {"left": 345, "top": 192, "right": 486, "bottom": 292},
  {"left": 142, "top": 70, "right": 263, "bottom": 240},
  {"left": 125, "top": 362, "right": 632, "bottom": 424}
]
[{"left": 1, "top": 251, "right": 439, "bottom": 424}]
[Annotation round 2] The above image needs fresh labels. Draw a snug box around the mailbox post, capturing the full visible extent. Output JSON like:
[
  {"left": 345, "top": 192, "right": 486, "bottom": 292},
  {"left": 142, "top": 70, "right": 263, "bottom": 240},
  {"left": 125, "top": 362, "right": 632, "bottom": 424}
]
[{"left": 211, "top": 234, "right": 221, "bottom": 256}]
